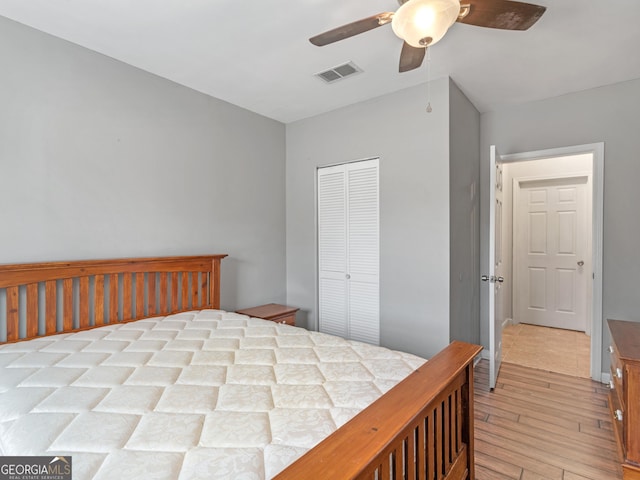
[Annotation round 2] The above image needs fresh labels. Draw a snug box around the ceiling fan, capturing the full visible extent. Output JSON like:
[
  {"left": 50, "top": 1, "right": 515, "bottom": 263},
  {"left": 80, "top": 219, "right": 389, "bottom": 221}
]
[{"left": 309, "top": 0, "right": 546, "bottom": 73}]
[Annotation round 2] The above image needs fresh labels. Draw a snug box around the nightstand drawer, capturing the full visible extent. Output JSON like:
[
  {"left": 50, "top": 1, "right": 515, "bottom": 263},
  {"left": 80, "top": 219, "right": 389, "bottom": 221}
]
[{"left": 267, "top": 313, "right": 296, "bottom": 326}]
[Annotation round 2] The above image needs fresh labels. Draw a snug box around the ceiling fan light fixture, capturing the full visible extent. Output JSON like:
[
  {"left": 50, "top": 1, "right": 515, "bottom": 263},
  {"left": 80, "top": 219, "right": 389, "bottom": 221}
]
[{"left": 391, "top": 0, "right": 461, "bottom": 48}]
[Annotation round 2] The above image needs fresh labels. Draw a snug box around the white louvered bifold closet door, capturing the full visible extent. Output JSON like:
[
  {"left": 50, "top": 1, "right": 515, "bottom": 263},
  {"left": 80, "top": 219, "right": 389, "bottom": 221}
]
[{"left": 318, "top": 159, "right": 379, "bottom": 345}]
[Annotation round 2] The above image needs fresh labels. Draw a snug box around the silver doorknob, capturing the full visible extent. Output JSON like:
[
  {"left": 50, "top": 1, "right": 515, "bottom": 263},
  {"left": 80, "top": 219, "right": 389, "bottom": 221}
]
[
  {"left": 497, "top": 276, "right": 504, "bottom": 283},
  {"left": 481, "top": 275, "right": 490, "bottom": 282},
  {"left": 577, "top": 260, "right": 584, "bottom": 267}
]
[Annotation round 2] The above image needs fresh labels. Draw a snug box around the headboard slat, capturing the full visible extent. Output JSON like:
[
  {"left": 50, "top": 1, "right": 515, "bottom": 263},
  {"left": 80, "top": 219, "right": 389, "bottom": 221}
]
[
  {"left": 148, "top": 273, "right": 157, "bottom": 316},
  {"left": 200, "top": 272, "right": 208, "bottom": 308},
  {"left": 211, "top": 258, "right": 221, "bottom": 309},
  {"left": 171, "top": 272, "right": 179, "bottom": 311},
  {"left": 191, "top": 273, "right": 199, "bottom": 309},
  {"left": 109, "top": 273, "right": 118, "bottom": 323},
  {"left": 6, "top": 286, "right": 19, "bottom": 342},
  {"left": 45, "top": 281, "right": 57, "bottom": 334},
  {"left": 95, "top": 275, "right": 105, "bottom": 326},
  {"left": 63, "top": 279, "right": 73, "bottom": 331},
  {"left": 79, "top": 276, "right": 90, "bottom": 329},
  {"left": 122, "top": 273, "right": 132, "bottom": 320},
  {"left": 0, "top": 255, "right": 226, "bottom": 343},
  {"left": 135, "top": 273, "right": 145, "bottom": 318},
  {"left": 181, "top": 273, "right": 189, "bottom": 309},
  {"left": 26, "top": 283, "right": 39, "bottom": 338},
  {"left": 159, "top": 273, "right": 168, "bottom": 313}
]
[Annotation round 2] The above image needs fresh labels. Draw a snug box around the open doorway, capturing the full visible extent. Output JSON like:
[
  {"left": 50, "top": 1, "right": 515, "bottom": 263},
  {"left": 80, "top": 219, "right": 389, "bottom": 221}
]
[{"left": 496, "top": 144, "right": 604, "bottom": 380}]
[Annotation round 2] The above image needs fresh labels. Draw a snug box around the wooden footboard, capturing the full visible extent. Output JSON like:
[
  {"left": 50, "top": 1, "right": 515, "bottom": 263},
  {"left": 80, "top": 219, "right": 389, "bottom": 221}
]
[
  {"left": 0, "top": 255, "right": 226, "bottom": 342},
  {"left": 274, "top": 341, "right": 482, "bottom": 480}
]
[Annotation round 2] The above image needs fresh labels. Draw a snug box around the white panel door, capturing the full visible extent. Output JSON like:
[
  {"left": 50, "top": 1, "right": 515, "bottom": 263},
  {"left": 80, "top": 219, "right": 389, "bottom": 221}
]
[
  {"left": 318, "top": 159, "right": 379, "bottom": 344},
  {"left": 346, "top": 164, "right": 380, "bottom": 345},
  {"left": 318, "top": 166, "right": 348, "bottom": 338},
  {"left": 485, "top": 145, "right": 504, "bottom": 390},
  {"left": 515, "top": 177, "right": 588, "bottom": 331}
]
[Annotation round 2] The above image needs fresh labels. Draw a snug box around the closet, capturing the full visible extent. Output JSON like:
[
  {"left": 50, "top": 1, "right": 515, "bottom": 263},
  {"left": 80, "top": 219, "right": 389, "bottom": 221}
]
[{"left": 317, "top": 158, "right": 379, "bottom": 345}]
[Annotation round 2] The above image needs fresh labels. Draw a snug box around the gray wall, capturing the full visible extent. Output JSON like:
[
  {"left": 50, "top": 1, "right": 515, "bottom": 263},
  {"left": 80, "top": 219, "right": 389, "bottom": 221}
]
[
  {"left": 480, "top": 78, "right": 640, "bottom": 373},
  {"left": 449, "top": 80, "right": 481, "bottom": 345},
  {"left": 0, "top": 16, "right": 287, "bottom": 311},
  {"left": 286, "top": 79, "right": 452, "bottom": 359}
]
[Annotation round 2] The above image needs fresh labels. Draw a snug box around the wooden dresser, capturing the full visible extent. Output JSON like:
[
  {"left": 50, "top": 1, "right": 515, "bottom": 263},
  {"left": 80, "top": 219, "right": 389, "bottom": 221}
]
[{"left": 608, "top": 319, "right": 640, "bottom": 479}]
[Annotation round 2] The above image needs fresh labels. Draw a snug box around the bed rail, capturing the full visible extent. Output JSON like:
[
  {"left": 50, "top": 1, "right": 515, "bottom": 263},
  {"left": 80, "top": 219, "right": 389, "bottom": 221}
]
[
  {"left": 275, "top": 340, "right": 482, "bottom": 480},
  {"left": 0, "top": 254, "right": 226, "bottom": 343}
]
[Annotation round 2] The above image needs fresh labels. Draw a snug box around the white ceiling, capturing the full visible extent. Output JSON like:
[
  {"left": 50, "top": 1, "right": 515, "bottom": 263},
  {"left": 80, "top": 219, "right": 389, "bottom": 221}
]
[{"left": 1, "top": 0, "right": 639, "bottom": 123}]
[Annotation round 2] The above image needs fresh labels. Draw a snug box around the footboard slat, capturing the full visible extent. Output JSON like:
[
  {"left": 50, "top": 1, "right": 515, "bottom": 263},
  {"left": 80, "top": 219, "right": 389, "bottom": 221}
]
[
  {"left": 407, "top": 429, "right": 416, "bottom": 480},
  {"left": 427, "top": 410, "right": 435, "bottom": 480},
  {"left": 274, "top": 341, "right": 481, "bottom": 480},
  {"left": 418, "top": 419, "right": 426, "bottom": 480},
  {"left": 456, "top": 388, "right": 462, "bottom": 453}
]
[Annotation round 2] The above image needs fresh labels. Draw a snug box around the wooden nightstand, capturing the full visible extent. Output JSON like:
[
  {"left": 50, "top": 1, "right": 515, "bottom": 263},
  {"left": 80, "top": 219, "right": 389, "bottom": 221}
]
[{"left": 236, "top": 303, "right": 299, "bottom": 326}]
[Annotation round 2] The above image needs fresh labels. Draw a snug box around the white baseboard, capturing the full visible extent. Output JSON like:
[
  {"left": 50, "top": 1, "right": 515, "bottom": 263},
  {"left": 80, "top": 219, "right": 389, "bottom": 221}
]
[{"left": 601, "top": 372, "right": 611, "bottom": 385}]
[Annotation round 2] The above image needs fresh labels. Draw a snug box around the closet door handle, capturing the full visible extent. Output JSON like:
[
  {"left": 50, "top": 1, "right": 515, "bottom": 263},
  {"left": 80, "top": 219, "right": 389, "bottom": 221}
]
[{"left": 345, "top": 274, "right": 351, "bottom": 279}]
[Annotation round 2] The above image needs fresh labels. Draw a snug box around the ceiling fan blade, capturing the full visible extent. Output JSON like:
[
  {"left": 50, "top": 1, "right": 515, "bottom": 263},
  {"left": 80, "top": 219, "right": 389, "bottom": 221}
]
[
  {"left": 309, "top": 12, "right": 394, "bottom": 46},
  {"left": 399, "top": 42, "right": 426, "bottom": 73},
  {"left": 457, "top": 0, "right": 546, "bottom": 30}
]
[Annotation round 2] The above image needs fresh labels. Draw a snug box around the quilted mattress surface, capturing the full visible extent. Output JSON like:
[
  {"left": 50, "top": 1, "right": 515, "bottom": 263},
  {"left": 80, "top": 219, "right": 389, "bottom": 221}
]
[{"left": 0, "top": 310, "right": 426, "bottom": 479}]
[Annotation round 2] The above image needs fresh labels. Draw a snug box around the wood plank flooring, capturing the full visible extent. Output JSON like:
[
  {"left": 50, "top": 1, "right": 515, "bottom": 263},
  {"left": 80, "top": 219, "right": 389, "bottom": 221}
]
[{"left": 474, "top": 360, "right": 621, "bottom": 480}]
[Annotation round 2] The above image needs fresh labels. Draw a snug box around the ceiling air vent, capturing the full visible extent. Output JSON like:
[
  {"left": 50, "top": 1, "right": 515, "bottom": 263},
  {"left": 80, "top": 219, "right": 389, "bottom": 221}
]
[{"left": 315, "top": 61, "right": 362, "bottom": 84}]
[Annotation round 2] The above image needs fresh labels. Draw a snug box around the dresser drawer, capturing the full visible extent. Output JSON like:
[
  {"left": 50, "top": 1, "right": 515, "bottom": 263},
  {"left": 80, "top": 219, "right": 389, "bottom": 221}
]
[
  {"left": 610, "top": 346, "right": 625, "bottom": 404},
  {"left": 608, "top": 319, "right": 640, "bottom": 472},
  {"left": 609, "top": 384, "right": 626, "bottom": 466}
]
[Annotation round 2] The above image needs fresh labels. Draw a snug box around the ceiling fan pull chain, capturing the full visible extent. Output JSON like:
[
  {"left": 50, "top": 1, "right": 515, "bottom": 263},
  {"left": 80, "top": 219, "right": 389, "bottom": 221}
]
[{"left": 426, "top": 48, "right": 432, "bottom": 113}]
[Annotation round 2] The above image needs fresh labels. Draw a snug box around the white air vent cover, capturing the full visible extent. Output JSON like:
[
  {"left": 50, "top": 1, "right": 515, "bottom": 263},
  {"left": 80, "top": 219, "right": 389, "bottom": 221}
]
[{"left": 315, "top": 61, "right": 362, "bottom": 84}]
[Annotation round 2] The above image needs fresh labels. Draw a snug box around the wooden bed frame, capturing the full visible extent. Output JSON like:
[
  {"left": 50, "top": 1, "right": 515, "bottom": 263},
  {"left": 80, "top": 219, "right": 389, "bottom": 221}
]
[{"left": 0, "top": 255, "right": 481, "bottom": 480}]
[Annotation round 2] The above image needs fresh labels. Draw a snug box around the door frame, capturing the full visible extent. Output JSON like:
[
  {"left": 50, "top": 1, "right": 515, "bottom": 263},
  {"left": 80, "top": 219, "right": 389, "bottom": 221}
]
[{"left": 500, "top": 143, "right": 604, "bottom": 381}]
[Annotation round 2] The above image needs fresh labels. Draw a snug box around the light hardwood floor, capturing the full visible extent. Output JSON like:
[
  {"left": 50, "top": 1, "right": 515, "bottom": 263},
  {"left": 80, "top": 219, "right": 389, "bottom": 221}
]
[
  {"left": 474, "top": 360, "right": 621, "bottom": 480},
  {"left": 502, "top": 323, "right": 591, "bottom": 378}
]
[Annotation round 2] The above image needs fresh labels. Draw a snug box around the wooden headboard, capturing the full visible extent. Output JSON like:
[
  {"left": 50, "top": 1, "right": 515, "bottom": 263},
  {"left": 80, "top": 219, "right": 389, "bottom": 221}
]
[{"left": 0, "top": 255, "right": 227, "bottom": 343}]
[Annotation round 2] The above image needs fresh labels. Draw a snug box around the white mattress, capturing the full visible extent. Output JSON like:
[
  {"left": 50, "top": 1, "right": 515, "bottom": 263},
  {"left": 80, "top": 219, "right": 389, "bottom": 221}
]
[{"left": 0, "top": 310, "right": 426, "bottom": 479}]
